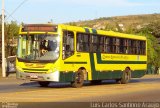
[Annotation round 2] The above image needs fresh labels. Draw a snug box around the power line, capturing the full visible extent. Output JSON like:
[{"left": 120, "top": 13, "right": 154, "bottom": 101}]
[
  {"left": 6, "top": 0, "right": 28, "bottom": 20},
  {"left": 5, "top": 10, "right": 18, "bottom": 22}
]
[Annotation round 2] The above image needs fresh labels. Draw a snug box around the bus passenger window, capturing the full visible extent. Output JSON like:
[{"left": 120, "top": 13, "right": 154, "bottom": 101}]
[
  {"left": 77, "top": 33, "right": 90, "bottom": 52},
  {"left": 63, "top": 30, "right": 74, "bottom": 59},
  {"left": 136, "top": 41, "right": 141, "bottom": 54},
  {"left": 99, "top": 36, "right": 105, "bottom": 53},
  {"left": 128, "top": 40, "right": 131, "bottom": 54},
  {"left": 140, "top": 41, "right": 146, "bottom": 55},
  {"left": 90, "top": 35, "right": 98, "bottom": 52},
  {"left": 103, "top": 37, "right": 110, "bottom": 53},
  {"left": 124, "top": 39, "right": 128, "bottom": 54},
  {"left": 115, "top": 38, "right": 120, "bottom": 53}
]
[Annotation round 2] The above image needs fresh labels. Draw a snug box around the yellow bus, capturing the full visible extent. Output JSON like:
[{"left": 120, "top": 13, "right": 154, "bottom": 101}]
[{"left": 16, "top": 24, "right": 147, "bottom": 87}]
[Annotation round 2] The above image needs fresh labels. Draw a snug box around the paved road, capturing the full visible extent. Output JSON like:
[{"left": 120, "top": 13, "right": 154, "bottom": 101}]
[{"left": 0, "top": 75, "right": 160, "bottom": 107}]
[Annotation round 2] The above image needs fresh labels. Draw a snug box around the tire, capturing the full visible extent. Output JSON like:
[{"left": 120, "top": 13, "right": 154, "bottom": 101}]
[
  {"left": 38, "top": 81, "right": 50, "bottom": 87},
  {"left": 71, "top": 69, "right": 84, "bottom": 88},
  {"left": 90, "top": 80, "right": 102, "bottom": 85},
  {"left": 120, "top": 68, "right": 131, "bottom": 84}
]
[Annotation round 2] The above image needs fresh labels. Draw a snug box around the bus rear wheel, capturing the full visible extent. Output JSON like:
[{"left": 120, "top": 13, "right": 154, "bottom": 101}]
[
  {"left": 71, "top": 69, "right": 84, "bottom": 88},
  {"left": 38, "top": 81, "right": 50, "bottom": 87},
  {"left": 120, "top": 68, "right": 131, "bottom": 84}
]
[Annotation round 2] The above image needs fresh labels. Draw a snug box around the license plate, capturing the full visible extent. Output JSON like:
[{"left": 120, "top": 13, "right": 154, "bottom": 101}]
[{"left": 30, "top": 74, "right": 38, "bottom": 79}]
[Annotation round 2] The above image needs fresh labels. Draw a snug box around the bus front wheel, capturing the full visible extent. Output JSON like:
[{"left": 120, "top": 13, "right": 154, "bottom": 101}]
[
  {"left": 71, "top": 69, "right": 84, "bottom": 88},
  {"left": 38, "top": 81, "right": 50, "bottom": 87}
]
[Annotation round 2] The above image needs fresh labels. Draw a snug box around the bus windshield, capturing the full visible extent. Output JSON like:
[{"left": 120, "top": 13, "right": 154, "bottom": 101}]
[{"left": 17, "top": 34, "right": 60, "bottom": 61}]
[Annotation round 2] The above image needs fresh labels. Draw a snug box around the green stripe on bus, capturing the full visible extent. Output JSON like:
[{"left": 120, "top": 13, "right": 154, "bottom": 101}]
[
  {"left": 92, "top": 29, "right": 97, "bottom": 34},
  {"left": 84, "top": 28, "right": 90, "bottom": 33},
  {"left": 89, "top": 53, "right": 146, "bottom": 80},
  {"left": 22, "top": 68, "right": 48, "bottom": 71},
  {"left": 96, "top": 53, "right": 146, "bottom": 64},
  {"left": 64, "top": 62, "right": 87, "bottom": 64},
  {"left": 89, "top": 53, "right": 98, "bottom": 80},
  {"left": 58, "top": 70, "right": 146, "bottom": 82},
  {"left": 59, "top": 71, "right": 74, "bottom": 82}
]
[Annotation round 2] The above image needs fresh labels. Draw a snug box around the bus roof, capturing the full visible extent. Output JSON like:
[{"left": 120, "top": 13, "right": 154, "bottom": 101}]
[
  {"left": 59, "top": 24, "right": 146, "bottom": 40},
  {"left": 19, "top": 24, "right": 146, "bottom": 40}
]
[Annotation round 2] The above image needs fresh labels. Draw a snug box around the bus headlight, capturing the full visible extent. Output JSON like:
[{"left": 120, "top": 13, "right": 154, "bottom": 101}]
[{"left": 49, "top": 67, "right": 58, "bottom": 73}]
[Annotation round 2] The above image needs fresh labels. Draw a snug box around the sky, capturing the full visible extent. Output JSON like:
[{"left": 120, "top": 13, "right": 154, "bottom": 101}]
[{"left": 1, "top": 0, "right": 160, "bottom": 24}]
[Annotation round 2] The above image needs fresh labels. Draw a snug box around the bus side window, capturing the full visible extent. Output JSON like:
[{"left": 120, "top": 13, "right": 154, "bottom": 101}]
[
  {"left": 77, "top": 33, "right": 90, "bottom": 52},
  {"left": 90, "top": 35, "right": 98, "bottom": 52},
  {"left": 63, "top": 30, "right": 74, "bottom": 59},
  {"left": 99, "top": 36, "right": 105, "bottom": 53},
  {"left": 140, "top": 41, "right": 146, "bottom": 55},
  {"left": 128, "top": 40, "right": 131, "bottom": 54}
]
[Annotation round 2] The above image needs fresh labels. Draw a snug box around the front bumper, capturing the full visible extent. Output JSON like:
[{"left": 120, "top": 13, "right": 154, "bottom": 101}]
[{"left": 16, "top": 70, "right": 60, "bottom": 82}]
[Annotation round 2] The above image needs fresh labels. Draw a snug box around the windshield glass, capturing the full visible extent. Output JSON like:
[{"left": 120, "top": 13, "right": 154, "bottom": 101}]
[{"left": 17, "top": 34, "right": 60, "bottom": 61}]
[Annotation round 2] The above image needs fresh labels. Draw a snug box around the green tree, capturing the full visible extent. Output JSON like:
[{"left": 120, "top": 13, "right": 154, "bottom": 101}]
[
  {"left": 104, "top": 23, "right": 115, "bottom": 31},
  {"left": 0, "top": 21, "right": 19, "bottom": 56},
  {"left": 115, "top": 22, "right": 123, "bottom": 32},
  {"left": 68, "top": 22, "right": 77, "bottom": 26},
  {"left": 137, "top": 26, "right": 160, "bottom": 74},
  {"left": 5, "top": 21, "right": 19, "bottom": 56},
  {"left": 147, "top": 21, "right": 160, "bottom": 37}
]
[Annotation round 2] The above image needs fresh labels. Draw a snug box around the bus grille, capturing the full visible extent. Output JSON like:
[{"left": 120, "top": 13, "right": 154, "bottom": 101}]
[{"left": 22, "top": 68, "right": 49, "bottom": 73}]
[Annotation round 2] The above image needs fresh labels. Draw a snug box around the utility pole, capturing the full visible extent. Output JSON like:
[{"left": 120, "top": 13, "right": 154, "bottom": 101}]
[{"left": 2, "top": 0, "right": 6, "bottom": 77}]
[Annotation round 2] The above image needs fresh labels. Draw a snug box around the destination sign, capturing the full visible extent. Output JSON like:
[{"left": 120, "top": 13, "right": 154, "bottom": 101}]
[{"left": 22, "top": 24, "right": 58, "bottom": 32}]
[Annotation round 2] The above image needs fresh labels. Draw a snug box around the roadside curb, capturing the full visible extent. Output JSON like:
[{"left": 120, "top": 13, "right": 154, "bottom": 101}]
[{"left": 0, "top": 72, "right": 16, "bottom": 79}]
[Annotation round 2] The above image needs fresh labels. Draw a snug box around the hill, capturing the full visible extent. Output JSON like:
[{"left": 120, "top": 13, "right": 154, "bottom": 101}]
[{"left": 67, "top": 13, "right": 160, "bottom": 33}]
